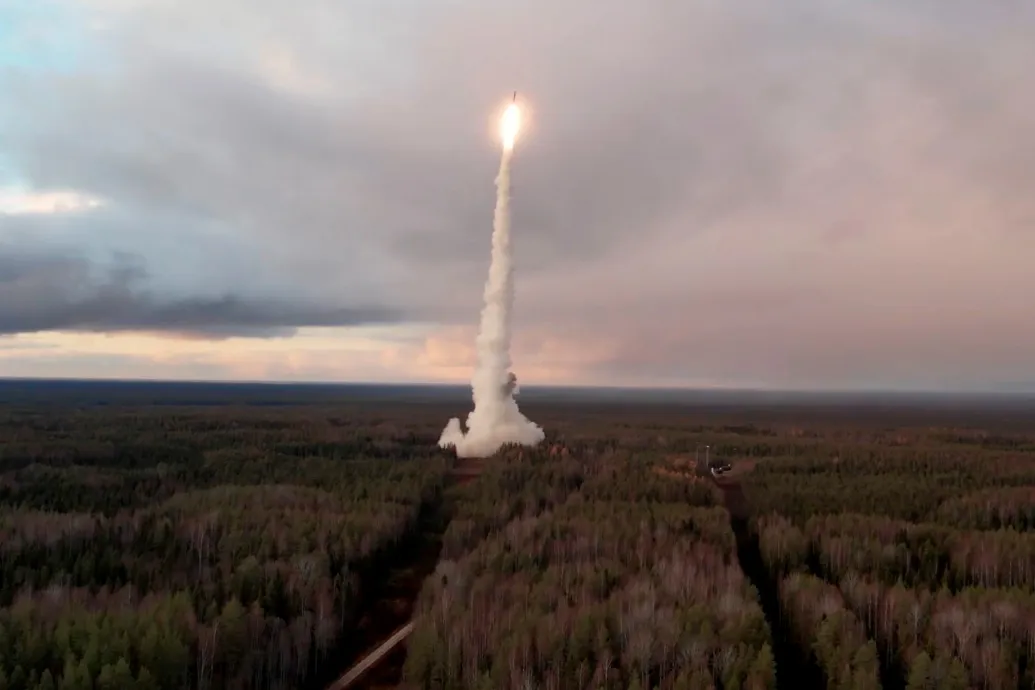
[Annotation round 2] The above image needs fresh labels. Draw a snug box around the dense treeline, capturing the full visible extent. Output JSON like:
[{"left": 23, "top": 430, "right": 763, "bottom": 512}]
[
  {"left": 757, "top": 513, "right": 1035, "bottom": 686},
  {"left": 743, "top": 449, "right": 1035, "bottom": 523},
  {"left": 0, "top": 405, "right": 448, "bottom": 690},
  {"left": 750, "top": 427, "right": 1035, "bottom": 688},
  {"left": 409, "top": 506, "right": 775, "bottom": 689},
  {"left": 934, "top": 485, "right": 1035, "bottom": 531},
  {"left": 406, "top": 451, "right": 774, "bottom": 690},
  {"left": 3, "top": 394, "right": 1035, "bottom": 689},
  {"left": 439, "top": 448, "right": 715, "bottom": 563},
  {"left": 0, "top": 469, "right": 445, "bottom": 689},
  {"left": 778, "top": 573, "right": 881, "bottom": 689},
  {"left": 758, "top": 513, "right": 1035, "bottom": 589}
]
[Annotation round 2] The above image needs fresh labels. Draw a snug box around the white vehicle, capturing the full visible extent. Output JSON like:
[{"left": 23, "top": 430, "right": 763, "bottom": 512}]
[{"left": 710, "top": 460, "right": 732, "bottom": 477}]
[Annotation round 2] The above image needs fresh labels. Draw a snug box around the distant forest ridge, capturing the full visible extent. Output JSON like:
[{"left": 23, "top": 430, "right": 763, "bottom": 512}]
[{"left": 0, "top": 377, "right": 1033, "bottom": 410}]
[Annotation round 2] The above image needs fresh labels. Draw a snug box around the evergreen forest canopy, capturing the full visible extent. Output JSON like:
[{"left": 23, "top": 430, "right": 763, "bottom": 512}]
[{"left": 0, "top": 380, "right": 1032, "bottom": 689}]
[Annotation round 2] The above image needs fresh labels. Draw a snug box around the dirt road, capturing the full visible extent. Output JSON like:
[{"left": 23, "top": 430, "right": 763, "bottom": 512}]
[{"left": 325, "top": 459, "right": 483, "bottom": 690}]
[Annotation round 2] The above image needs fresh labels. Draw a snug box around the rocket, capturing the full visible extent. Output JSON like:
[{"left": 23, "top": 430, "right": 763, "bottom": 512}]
[{"left": 512, "top": 91, "right": 517, "bottom": 103}]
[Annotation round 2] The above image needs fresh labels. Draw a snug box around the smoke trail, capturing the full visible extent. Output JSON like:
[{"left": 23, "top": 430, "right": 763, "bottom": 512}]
[{"left": 438, "top": 143, "right": 545, "bottom": 458}]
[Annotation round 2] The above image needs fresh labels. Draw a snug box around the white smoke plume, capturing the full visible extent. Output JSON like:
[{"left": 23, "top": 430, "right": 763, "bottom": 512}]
[{"left": 438, "top": 139, "right": 545, "bottom": 458}]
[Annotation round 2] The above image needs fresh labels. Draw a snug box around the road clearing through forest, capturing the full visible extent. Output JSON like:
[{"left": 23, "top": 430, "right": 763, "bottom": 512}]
[
  {"left": 325, "top": 459, "right": 482, "bottom": 690},
  {"left": 711, "top": 469, "right": 824, "bottom": 690},
  {"left": 326, "top": 623, "right": 415, "bottom": 689}
]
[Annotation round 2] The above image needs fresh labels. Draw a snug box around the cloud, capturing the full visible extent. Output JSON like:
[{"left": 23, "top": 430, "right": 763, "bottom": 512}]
[
  {"left": 0, "top": 248, "right": 404, "bottom": 337},
  {"left": 0, "top": 0, "right": 1033, "bottom": 388},
  {"left": 0, "top": 188, "right": 104, "bottom": 215}
]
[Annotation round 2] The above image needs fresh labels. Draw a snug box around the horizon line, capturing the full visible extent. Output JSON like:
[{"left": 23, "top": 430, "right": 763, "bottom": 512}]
[{"left": 1, "top": 375, "right": 1032, "bottom": 398}]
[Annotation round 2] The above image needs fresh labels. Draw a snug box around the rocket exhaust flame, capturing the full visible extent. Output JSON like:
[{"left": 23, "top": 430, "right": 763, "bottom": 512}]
[
  {"left": 500, "top": 103, "right": 521, "bottom": 151},
  {"left": 438, "top": 98, "right": 545, "bottom": 458}
]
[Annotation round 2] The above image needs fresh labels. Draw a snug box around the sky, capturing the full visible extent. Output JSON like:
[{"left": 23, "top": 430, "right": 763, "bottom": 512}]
[{"left": 1, "top": 0, "right": 1034, "bottom": 391}]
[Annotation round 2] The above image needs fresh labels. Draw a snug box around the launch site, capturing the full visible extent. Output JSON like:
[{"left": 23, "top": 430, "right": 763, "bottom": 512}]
[{"left": 2, "top": 1, "right": 1034, "bottom": 689}]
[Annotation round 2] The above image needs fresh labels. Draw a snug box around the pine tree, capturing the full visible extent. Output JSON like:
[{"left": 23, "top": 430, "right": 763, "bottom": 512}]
[
  {"left": 9, "top": 666, "right": 26, "bottom": 690},
  {"left": 850, "top": 641, "right": 881, "bottom": 690},
  {"left": 74, "top": 659, "right": 93, "bottom": 690},
  {"left": 96, "top": 663, "right": 116, "bottom": 690},
  {"left": 135, "top": 667, "right": 159, "bottom": 690},
  {"left": 746, "top": 643, "right": 776, "bottom": 690},
  {"left": 939, "top": 655, "right": 969, "bottom": 690},
  {"left": 672, "top": 672, "right": 692, "bottom": 690},
  {"left": 111, "top": 658, "right": 134, "bottom": 689},
  {"left": 905, "top": 651, "right": 932, "bottom": 690},
  {"left": 58, "top": 654, "right": 78, "bottom": 690}
]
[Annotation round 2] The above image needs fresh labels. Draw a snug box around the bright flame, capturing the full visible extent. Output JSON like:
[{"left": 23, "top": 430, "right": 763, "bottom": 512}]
[{"left": 500, "top": 103, "right": 521, "bottom": 150}]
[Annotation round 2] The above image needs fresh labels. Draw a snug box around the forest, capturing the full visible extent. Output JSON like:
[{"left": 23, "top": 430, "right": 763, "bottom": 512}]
[{"left": 0, "top": 384, "right": 1033, "bottom": 689}]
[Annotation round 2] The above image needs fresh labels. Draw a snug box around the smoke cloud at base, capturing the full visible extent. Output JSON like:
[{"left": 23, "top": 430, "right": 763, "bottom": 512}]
[{"left": 438, "top": 139, "right": 545, "bottom": 458}]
